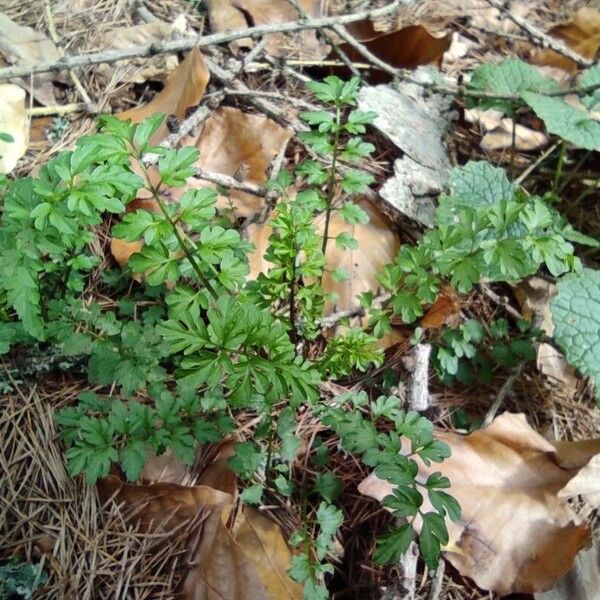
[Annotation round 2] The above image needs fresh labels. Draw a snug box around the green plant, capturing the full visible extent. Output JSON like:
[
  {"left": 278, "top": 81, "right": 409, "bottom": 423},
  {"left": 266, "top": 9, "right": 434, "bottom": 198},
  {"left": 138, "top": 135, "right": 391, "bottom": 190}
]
[
  {"left": 0, "top": 77, "right": 458, "bottom": 598},
  {"left": 368, "top": 160, "right": 594, "bottom": 334},
  {"left": 431, "top": 317, "right": 538, "bottom": 386},
  {"left": 0, "top": 559, "right": 47, "bottom": 600}
]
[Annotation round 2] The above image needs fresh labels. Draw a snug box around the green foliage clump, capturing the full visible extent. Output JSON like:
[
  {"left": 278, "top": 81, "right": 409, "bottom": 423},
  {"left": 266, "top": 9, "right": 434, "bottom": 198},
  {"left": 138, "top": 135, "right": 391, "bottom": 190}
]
[{"left": 0, "top": 76, "right": 457, "bottom": 598}]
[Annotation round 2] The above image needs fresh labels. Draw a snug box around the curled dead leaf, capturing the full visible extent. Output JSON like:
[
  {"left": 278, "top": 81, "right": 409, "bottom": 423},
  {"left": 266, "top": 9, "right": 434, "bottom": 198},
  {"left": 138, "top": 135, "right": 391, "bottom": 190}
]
[
  {"left": 248, "top": 199, "right": 400, "bottom": 314},
  {"left": 99, "top": 448, "right": 301, "bottom": 600},
  {"left": 531, "top": 7, "right": 600, "bottom": 74},
  {"left": 358, "top": 412, "right": 599, "bottom": 595},
  {"left": 514, "top": 277, "right": 578, "bottom": 398},
  {"left": 96, "top": 20, "right": 187, "bottom": 83},
  {"left": 420, "top": 285, "right": 460, "bottom": 329},
  {"left": 334, "top": 22, "right": 452, "bottom": 83},
  {"left": 119, "top": 47, "right": 210, "bottom": 142},
  {"left": 465, "top": 109, "right": 548, "bottom": 151}
]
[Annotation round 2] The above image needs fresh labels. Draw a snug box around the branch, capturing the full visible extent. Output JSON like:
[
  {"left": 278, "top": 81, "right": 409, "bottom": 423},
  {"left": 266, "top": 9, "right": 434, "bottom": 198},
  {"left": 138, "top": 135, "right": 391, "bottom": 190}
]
[
  {"left": 0, "top": 1, "right": 403, "bottom": 81},
  {"left": 485, "top": 0, "right": 593, "bottom": 67}
]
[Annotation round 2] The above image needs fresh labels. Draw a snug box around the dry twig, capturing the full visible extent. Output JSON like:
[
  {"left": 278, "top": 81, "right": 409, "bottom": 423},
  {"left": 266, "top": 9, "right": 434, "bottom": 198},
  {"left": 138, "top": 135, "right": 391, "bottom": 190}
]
[{"left": 485, "top": 0, "right": 593, "bottom": 67}]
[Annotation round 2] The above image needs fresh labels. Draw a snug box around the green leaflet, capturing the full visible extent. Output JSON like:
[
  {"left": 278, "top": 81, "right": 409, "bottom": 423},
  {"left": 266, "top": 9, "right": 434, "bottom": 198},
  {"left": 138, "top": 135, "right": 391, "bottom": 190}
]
[
  {"left": 522, "top": 91, "right": 600, "bottom": 151},
  {"left": 551, "top": 268, "right": 600, "bottom": 402},
  {"left": 467, "top": 58, "right": 560, "bottom": 113}
]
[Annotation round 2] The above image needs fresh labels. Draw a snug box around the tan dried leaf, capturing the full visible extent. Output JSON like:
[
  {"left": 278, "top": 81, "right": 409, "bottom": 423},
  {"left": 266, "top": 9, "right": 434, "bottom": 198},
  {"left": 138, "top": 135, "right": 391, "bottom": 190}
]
[
  {"left": 0, "top": 13, "right": 61, "bottom": 105},
  {"left": 465, "top": 109, "right": 548, "bottom": 151},
  {"left": 119, "top": 47, "right": 210, "bottom": 141},
  {"left": 481, "top": 119, "right": 548, "bottom": 152},
  {"left": 181, "top": 107, "right": 293, "bottom": 218},
  {"left": 0, "top": 84, "right": 28, "bottom": 174},
  {"left": 96, "top": 20, "right": 186, "bottom": 83},
  {"left": 514, "top": 277, "right": 578, "bottom": 397},
  {"left": 420, "top": 285, "right": 460, "bottom": 329},
  {"left": 100, "top": 449, "right": 301, "bottom": 600},
  {"left": 205, "top": 0, "right": 326, "bottom": 59},
  {"left": 248, "top": 199, "right": 400, "bottom": 314},
  {"left": 358, "top": 413, "right": 598, "bottom": 595},
  {"left": 532, "top": 7, "right": 600, "bottom": 74}
]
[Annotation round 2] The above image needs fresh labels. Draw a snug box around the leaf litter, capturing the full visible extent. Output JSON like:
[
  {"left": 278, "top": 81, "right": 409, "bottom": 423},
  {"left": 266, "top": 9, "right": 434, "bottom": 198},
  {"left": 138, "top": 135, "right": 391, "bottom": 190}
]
[{"left": 4, "top": 0, "right": 600, "bottom": 599}]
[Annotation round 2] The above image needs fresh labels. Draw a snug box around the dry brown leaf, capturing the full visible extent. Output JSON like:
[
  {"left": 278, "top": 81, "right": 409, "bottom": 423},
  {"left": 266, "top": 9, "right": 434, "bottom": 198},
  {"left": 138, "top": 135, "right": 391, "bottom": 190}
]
[
  {"left": 96, "top": 19, "right": 187, "bottom": 83},
  {"left": 0, "top": 13, "right": 61, "bottom": 106},
  {"left": 0, "top": 84, "right": 28, "bottom": 174},
  {"left": 420, "top": 285, "right": 460, "bottom": 329},
  {"left": 248, "top": 199, "right": 403, "bottom": 348},
  {"left": 358, "top": 412, "right": 599, "bottom": 595},
  {"left": 248, "top": 199, "right": 400, "bottom": 313},
  {"left": 335, "top": 22, "right": 452, "bottom": 83},
  {"left": 481, "top": 118, "right": 548, "bottom": 152},
  {"left": 465, "top": 109, "right": 548, "bottom": 151},
  {"left": 97, "top": 475, "right": 233, "bottom": 530},
  {"left": 514, "top": 277, "right": 578, "bottom": 397},
  {"left": 532, "top": 7, "right": 600, "bottom": 74},
  {"left": 100, "top": 448, "right": 301, "bottom": 600},
  {"left": 205, "top": 0, "right": 326, "bottom": 59},
  {"left": 119, "top": 47, "right": 210, "bottom": 142},
  {"left": 181, "top": 107, "right": 294, "bottom": 218}
]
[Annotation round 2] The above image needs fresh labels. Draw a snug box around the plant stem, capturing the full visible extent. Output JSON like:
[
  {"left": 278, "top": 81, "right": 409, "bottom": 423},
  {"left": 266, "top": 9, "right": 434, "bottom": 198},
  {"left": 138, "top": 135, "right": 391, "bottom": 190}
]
[
  {"left": 150, "top": 185, "right": 219, "bottom": 300},
  {"left": 289, "top": 245, "right": 298, "bottom": 349},
  {"left": 135, "top": 155, "right": 219, "bottom": 300},
  {"left": 553, "top": 141, "right": 567, "bottom": 194},
  {"left": 509, "top": 116, "right": 517, "bottom": 179},
  {"left": 320, "top": 105, "right": 342, "bottom": 261}
]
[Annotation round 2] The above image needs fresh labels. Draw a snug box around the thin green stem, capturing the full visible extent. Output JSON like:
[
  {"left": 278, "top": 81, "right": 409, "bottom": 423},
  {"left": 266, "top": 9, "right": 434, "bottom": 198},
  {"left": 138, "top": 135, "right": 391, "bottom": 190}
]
[
  {"left": 320, "top": 104, "right": 342, "bottom": 261},
  {"left": 558, "top": 149, "right": 591, "bottom": 194},
  {"left": 509, "top": 116, "right": 517, "bottom": 180},
  {"left": 553, "top": 141, "right": 567, "bottom": 194},
  {"left": 134, "top": 154, "right": 219, "bottom": 300}
]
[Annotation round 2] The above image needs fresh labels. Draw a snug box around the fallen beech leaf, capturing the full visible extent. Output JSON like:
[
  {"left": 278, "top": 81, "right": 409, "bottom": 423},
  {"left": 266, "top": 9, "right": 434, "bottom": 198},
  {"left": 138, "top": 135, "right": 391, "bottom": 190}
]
[
  {"left": 181, "top": 106, "right": 293, "bottom": 218},
  {"left": 421, "top": 286, "right": 460, "bottom": 329},
  {"left": 205, "top": 0, "right": 326, "bottom": 59},
  {"left": 0, "top": 13, "right": 61, "bottom": 105},
  {"left": 535, "top": 541, "right": 600, "bottom": 600},
  {"left": 183, "top": 509, "right": 270, "bottom": 600},
  {"left": 0, "top": 84, "right": 28, "bottom": 174},
  {"left": 100, "top": 448, "right": 301, "bottom": 600},
  {"left": 96, "top": 20, "right": 187, "bottom": 83},
  {"left": 335, "top": 22, "right": 452, "bottom": 84},
  {"left": 532, "top": 7, "right": 600, "bottom": 74},
  {"left": 248, "top": 199, "right": 403, "bottom": 348},
  {"left": 481, "top": 118, "right": 548, "bottom": 152},
  {"left": 248, "top": 199, "right": 400, "bottom": 314},
  {"left": 110, "top": 197, "right": 162, "bottom": 269},
  {"left": 558, "top": 454, "right": 600, "bottom": 506},
  {"left": 97, "top": 475, "right": 233, "bottom": 530},
  {"left": 465, "top": 109, "right": 548, "bottom": 151},
  {"left": 119, "top": 47, "right": 210, "bottom": 143},
  {"left": 234, "top": 507, "right": 304, "bottom": 600},
  {"left": 514, "top": 277, "right": 578, "bottom": 398},
  {"left": 358, "top": 413, "right": 599, "bottom": 595},
  {"left": 317, "top": 200, "right": 400, "bottom": 314}
]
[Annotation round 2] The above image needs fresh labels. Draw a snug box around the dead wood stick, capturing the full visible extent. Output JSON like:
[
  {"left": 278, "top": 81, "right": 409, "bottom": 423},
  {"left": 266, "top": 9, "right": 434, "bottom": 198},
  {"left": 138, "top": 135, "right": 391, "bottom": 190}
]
[
  {"left": 400, "top": 541, "right": 419, "bottom": 600},
  {"left": 485, "top": 0, "right": 593, "bottom": 67},
  {"left": 428, "top": 561, "right": 446, "bottom": 600},
  {"left": 409, "top": 343, "right": 432, "bottom": 411},
  {"left": 0, "top": 1, "right": 403, "bottom": 81}
]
